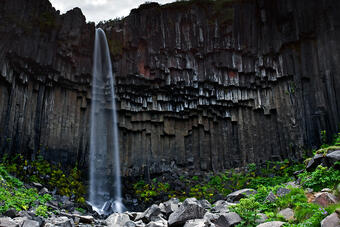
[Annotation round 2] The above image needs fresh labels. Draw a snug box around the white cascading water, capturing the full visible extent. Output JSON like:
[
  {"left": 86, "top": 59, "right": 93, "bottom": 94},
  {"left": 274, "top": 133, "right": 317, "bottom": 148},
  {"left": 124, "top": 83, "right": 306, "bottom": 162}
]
[{"left": 89, "top": 28, "right": 124, "bottom": 214}]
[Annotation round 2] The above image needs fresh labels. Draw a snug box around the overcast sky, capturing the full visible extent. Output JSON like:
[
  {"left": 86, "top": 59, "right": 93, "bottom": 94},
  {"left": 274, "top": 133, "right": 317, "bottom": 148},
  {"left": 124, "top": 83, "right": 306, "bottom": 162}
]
[{"left": 49, "top": 0, "right": 175, "bottom": 23}]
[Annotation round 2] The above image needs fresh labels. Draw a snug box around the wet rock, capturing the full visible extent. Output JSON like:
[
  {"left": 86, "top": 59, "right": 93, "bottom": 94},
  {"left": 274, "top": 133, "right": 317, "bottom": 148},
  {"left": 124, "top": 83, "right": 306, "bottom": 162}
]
[
  {"left": 106, "top": 213, "right": 131, "bottom": 227},
  {"left": 168, "top": 198, "right": 206, "bottom": 226},
  {"left": 226, "top": 189, "right": 257, "bottom": 203},
  {"left": 278, "top": 208, "right": 295, "bottom": 221},
  {"left": 256, "top": 221, "right": 285, "bottom": 227},
  {"left": 313, "top": 192, "right": 338, "bottom": 207},
  {"left": 320, "top": 213, "right": 340, "bottom": 227},
  {"left": 214, "top": 212, "right": 242, "bottom": 227}
]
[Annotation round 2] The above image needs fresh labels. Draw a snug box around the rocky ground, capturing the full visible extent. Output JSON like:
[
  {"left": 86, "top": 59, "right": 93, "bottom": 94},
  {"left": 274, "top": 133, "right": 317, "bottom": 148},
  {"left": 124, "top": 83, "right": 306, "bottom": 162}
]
[{"left": 1, "top": 184, "right": 339, "bottom": 226}]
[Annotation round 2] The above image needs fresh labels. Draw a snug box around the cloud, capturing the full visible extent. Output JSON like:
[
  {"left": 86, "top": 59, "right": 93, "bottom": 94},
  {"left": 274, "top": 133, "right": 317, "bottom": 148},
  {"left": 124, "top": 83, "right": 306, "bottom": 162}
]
[{"left": 49, "top": 0, "right": 175, "bottom": 23}]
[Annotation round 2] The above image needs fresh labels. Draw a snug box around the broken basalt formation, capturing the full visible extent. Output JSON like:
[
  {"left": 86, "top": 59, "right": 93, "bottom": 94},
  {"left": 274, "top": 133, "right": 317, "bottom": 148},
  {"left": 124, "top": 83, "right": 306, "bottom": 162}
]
[{"left": 0, "top": 0, "right": 339, "bottom": 177}]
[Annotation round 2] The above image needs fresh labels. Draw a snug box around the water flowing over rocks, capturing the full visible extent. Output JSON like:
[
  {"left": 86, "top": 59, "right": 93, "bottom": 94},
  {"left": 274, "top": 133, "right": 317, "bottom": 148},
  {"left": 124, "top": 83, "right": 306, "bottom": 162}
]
[{"left": 0, "top": 0, "right": 340, "bottom": 178}]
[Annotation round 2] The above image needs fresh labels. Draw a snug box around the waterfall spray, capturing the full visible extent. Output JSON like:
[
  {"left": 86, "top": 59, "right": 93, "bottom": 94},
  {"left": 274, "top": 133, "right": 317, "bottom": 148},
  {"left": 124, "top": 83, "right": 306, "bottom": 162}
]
[{"left": 89, "top": 28, "right": 124, "bottom": 214}]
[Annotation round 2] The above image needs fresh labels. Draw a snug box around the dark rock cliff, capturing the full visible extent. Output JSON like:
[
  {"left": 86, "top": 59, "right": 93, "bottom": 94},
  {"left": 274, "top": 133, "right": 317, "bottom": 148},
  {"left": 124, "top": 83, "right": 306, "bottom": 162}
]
[{"left": 0, "top": 0, "right": 339, "bottom": 177}]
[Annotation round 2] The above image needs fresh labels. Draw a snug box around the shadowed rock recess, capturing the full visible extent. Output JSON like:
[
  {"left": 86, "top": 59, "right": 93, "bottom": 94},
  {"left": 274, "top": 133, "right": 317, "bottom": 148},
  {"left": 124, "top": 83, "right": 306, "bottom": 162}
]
[{"left": 0, "top": 0, "right": 339, "bottom": 177}]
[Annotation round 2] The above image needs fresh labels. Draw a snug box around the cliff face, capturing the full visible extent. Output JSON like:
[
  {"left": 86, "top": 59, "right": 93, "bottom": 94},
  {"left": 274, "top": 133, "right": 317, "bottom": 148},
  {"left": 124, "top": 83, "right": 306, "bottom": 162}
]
[
  {"left": 0, "top": 0, "right": 339, "bottom": 176},
  {"left": 0, "top": 0, "right": 94, "bottom": 166}
]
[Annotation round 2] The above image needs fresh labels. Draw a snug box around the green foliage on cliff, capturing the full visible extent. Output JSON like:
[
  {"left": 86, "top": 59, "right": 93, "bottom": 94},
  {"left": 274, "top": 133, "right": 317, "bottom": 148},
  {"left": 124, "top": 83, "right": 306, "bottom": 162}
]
[
  {"left": 0, "top": 165, "right": 52, "bottom": 216},
  {"left": 1, "top": 154, "right": 86, "bottom": 204},
  {"left": 37, "top": 11, "right": 57, "bottom": 33},
  {"left": 133, "top": 160, "right": 304, "bottom": 204}
]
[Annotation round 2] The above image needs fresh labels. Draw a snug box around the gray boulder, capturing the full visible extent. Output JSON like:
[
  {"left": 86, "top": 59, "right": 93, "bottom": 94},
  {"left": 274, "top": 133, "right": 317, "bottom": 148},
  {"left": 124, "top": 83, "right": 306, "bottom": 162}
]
[
  {"left": 276, "top": 188, "right": 291, "bottom": 197},
  {"left": 255, "top": 213, "right": 268, "bottom": 224},
  {"left": 326, "top": 150, "right": 340, "bottom": 166},
  {"left": 124, "top": 221, "right": 137, "bottom": 227},
  {"left": 183, "top": 219, "right": 209, "bottom": 227},
  {"left": 321, "top": 213, "right": 340, "bottom": 227},
  {"left": 306, "top": 154, "right": 324, "bottom": 171},
  {"left": 159, "top": 198, "right": 180, "bottom": 216},
  {"left": 137, "top": 204, "right": 162, "bottom": 222},
  {"left": 313, "top": 192, "right": 338, "bottom": 207},
  {"left": 0, "top": 217, "right": 17, "bottom": 227},
  {"left": 22, "top": 220, "right": 40, "bottom": 227},
  {"left": 211, "top": 200, "right": 235, "bottom": 213},
  {"left": 226, "top": 189, "right": 257, "bottom": 203},
  {"left": 168, "top": 198, "right": 206, "bottom": 226},
  {"left": 278, "top": 208, "right": 295, "bottom": 221},
  {"left": 203, "top": 212, "right": 220, "bottom": 223},
  {"left": 199, "top": 200, "right": 212, "bottom": 210},
  {"left": 106, "top": 213, "right": 130, "bottom": 227},
  {"left": 146, "top": 217, "right": 167, "bottom": 227},
  {"left": 214, "top": 212, "right": 242, "bottom": 227},
  {"left": 46, "top": 216, "right": 74, "bottom": 227},
  {"left": 265, "top": 192, "right": 276, "bottom": 202},
  {"left": 256, "top": 221, "right": 285, "bottom": 227}
]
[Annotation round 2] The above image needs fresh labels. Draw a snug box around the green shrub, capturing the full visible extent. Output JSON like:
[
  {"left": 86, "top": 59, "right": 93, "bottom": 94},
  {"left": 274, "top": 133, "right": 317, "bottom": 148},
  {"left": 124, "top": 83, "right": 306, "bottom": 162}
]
[{"left": 298, "top": 165, "right": 340, "bottom": 191}]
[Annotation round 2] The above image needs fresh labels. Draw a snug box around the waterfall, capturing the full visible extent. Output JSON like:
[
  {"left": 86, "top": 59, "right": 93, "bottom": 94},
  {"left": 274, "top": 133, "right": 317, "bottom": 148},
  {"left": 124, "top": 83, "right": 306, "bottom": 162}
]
[{"left": 89, "top": 28, "right": 124, "bottom": 214}]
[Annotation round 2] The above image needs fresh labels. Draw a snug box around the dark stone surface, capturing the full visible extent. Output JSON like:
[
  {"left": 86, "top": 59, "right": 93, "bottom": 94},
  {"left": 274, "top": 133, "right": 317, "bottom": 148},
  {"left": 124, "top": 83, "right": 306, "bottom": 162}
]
[{"left": 0, "top": 0, "right": 339, "bottom": 178}]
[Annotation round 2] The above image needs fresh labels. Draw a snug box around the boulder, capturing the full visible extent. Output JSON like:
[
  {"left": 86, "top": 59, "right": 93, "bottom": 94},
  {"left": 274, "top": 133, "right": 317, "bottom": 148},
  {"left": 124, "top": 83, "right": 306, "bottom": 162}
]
[
  {"left": 39, "top": 187, "right": 49, "bottom": 194},
  {"left": 13, "top": 217, "right": 29, "bottom": 226},
  {"left": 145, "top": 217, "right": 167, "bottom": 227},
  {"left": 22, "top": 219, "right": 40, "bottom": 227},
  {"left": 159, "top": 198, "right": 180, "bottom": 216},
  {"left": 199, "top": 200, "right": 212, "bottom": 210},
  {"left": 276, "top": 188, "right": 291, "bottom": 197},
  {"left": 256, "top": 221, "right": 285, "bottom": 227},
  {"left": 255, "top": 213, "right": 268, "bottom": 224},
  {"left": 265, "top": 192, "right": 276, "bottom": 202},
  {"left": 183, "top": 219, "right": 209, "bottom": 227},
  {"left": 211, "top": 200, "right": 236, "bottom": 213},
  {"left": 226, "top": 189, "right": 257, "bottom": 203},
  {"left": 306, "top": 154, "right": 324, "bottom": 171},
  {"left": 214, "top": 212, "right": 242, "bottom": 227},
  {"left": 278, "top": 208, "right": 295, "bottom": 221},
  {"left": 124, "top": 221, "right": 137, "bottom": 227},
  {"left": 326, "top": 150, "right": 340, "bottom": 166},
  {"left": 321, "top": 213, "right": 340, "bottom": 227},
  {"left": 136, "top": 204, "right": 162, "bottom": 222},
  {"left": 321, "top": 188, "right": 333, "bottom": 193},
  {"left": 0, "top": 217, "right": 17, "bottom": 227},
  {"left": 313, "top": 192, "right": 338, "bottom": 207},
  {"left": 168, "top": 198, "right": 206, "bottom": 226},
  {"left": 203, "top": 212, "right": 220, "bottom": 223},
  {"left": 47, "top": 216, "right": 74, "bottom": 227},
  {"left": 134, "top": 220, "right": 146, "bottom": 227},
  {"left": 106, "top": 213, "right": 131, "bottom": 227}
]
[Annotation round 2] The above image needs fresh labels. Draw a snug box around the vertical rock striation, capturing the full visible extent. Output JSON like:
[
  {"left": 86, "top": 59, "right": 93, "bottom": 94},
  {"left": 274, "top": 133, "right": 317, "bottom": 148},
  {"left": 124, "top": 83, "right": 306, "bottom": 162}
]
[{"left": 0, "top": 0, "right": 339, "bottom": 177}]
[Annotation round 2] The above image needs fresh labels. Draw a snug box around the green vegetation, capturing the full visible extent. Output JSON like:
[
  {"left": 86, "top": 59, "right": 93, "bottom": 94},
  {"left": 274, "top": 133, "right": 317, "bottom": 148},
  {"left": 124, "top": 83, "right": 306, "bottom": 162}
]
[
  {"left": 0, "top": 165, "right": 52, "bottom": 216},
  {"left": 133, "top": 160, "right": 304, "bottom": 203},
  {"left": 2, "top": 154, "right": 86, "bottom": 204}
]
